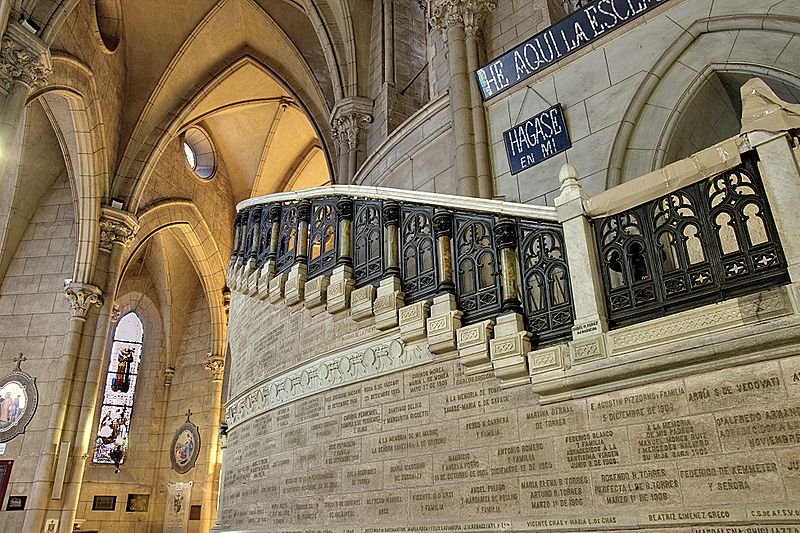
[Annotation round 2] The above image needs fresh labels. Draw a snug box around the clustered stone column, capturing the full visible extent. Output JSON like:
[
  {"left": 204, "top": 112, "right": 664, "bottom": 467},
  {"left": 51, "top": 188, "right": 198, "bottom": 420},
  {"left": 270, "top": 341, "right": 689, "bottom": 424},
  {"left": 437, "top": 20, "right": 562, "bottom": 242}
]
[
  {"left": 429, "top": 0, "right": 497, "bottom": 199},
  {"left": 330, "top": 97, "right": 373, "bottom": 183}
]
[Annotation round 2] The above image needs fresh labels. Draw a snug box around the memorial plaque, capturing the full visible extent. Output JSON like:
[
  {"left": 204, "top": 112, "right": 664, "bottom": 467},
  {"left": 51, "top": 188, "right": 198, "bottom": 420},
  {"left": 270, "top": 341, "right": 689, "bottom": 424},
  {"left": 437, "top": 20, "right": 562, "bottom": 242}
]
[
  {"left": 780, "top": 354, "right": 800, "bottom": 399},
  {"left": 627, "top": 415, "right": 720, "bottom": 463},
  {"left": 588, "top": 380, "right": 688, "bottom": 428},
  {"left": 224, "top": 352, "right": 800, "bottom": 532},
  {"left": 519, "top": 400, "right": 589, "bottom": 439},
  {"left": 685, "top": 361, "right": 786, "bottom": 413}
]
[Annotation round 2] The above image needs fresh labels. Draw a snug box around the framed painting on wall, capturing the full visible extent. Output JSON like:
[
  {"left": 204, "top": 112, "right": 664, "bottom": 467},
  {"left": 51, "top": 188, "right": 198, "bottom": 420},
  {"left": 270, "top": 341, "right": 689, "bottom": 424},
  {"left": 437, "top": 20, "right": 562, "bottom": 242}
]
[
  {"left": 0, "top": 460, "right": 12, "bottom": 508},
  {"left": 170, "top": 413, "right": 200, "bottom": 474},
  {"left": 126, "top": 493, "right": 150, "bottom": 512},
  {"left": 92, "top": 495, "right": 116, "bottom": 511},
  {"left": 0, "top": 355, "right": 39, "bottom": 443}
]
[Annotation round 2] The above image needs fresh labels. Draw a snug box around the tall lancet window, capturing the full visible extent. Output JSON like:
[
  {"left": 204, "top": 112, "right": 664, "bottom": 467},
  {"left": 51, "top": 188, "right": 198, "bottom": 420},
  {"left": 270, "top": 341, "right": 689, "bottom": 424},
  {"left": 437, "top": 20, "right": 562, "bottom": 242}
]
[{"left": 93, "top": 312, "right": 144, "bottom": 466}]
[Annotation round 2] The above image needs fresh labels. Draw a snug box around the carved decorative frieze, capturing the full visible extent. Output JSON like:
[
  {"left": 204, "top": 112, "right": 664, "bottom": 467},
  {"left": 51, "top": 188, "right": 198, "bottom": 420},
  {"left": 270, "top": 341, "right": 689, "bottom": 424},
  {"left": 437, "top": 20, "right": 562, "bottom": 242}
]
[
  {"left": 64, "top": 282, "right": 104, "bottom": 320},
  {"left": 99, "top": 206, "right": 139, "bottom": 252},
  {"left": 0, "top": 24, "right": 51, "bottom": 94},
  {"left": 225, "top": 335, "right": 432, "bottom": 429}
]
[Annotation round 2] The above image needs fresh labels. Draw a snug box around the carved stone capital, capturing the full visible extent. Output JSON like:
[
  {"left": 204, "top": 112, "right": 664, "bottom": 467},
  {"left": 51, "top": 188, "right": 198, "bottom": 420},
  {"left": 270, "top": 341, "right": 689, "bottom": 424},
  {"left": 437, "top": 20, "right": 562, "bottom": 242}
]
[
  {"left": 64, "top": 282, "right": 104, "bottom": 320},
  {"left": 330, "top": 97, "right": 374, "bottom": 151},
  {"left": 205, "top": 355, "right": 225, "bottom": 382},
  {"left": 428, "top": 0, "right": 497, "bottom": 36},
  {"left": 99, "top": 206, "right": 139, "bottom": 252},
  {"left": 0, "top": 23, "right": 51, "bottom": 94}
]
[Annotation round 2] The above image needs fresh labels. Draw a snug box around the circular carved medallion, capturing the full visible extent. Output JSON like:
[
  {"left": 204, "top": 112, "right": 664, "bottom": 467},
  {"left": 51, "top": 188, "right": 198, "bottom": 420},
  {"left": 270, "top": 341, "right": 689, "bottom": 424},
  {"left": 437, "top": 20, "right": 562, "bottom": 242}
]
[
  {"left": 170, "top": 421, "right": 200, "bottom": 474},
  {"left": 0, "top": 370, "right": 38, "bottom": 443}
]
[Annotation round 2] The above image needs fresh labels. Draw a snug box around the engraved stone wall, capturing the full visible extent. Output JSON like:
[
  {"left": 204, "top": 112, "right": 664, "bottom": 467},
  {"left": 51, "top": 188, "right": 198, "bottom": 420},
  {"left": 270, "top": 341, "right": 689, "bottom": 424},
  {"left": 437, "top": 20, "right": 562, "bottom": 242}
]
[{"left": 222, "top": 294, "right": 800, "bottom": 532}]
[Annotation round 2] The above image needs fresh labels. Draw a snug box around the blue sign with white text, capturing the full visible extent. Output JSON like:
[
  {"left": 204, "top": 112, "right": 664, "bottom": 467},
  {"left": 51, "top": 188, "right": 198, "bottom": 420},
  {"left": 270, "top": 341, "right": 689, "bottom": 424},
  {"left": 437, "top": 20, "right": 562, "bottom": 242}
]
[
  {"left": 503, "top": 104, "right": 571, "bottom": 174},
  {"left": 476, "top": 0, "right": 667, "bottom": 99}
]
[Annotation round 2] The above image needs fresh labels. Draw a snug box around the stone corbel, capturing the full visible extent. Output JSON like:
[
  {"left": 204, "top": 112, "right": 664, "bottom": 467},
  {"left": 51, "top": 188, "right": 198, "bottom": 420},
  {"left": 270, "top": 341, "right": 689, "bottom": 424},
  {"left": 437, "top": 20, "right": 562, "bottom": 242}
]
[
  {"left": 350, "top": 284, "right": 376, "bottom": 321},
  {"left": 426, "top": 293, "right": 462, "bottom": 356},
  {"left": 64, "top": 282, "right": 104, "bottom": 321},
  {"left": 0, "top": 23, "right": 51, "bottom": 95},
  {"left": 99, "top": 206, "right": 140, "bottom": 252}
]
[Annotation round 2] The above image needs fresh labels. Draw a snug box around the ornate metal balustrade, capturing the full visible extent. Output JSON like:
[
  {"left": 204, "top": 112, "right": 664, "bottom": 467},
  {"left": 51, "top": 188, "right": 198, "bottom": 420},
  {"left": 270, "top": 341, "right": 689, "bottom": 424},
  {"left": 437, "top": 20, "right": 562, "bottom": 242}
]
[
  {"left": 230, "top": 195, "right": 575, "bottom": 346},
  {"left": 593, "top": 153, "right": 789, "bottom": 328}
]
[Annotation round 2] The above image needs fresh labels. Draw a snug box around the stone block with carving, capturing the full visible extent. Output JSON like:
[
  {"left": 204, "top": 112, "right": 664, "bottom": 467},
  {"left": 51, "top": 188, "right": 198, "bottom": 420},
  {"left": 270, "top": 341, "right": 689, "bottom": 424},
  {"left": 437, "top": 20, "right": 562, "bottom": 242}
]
[
  {"left": 284, "top": 264, "right": 307, "bottom": 306},
  {"left": 245, "top": 268, "right": 260, "bottom": 297},
  {"left": 426, "top": 293, "right": 463, "bottom": 356},
  {"left": 570, "top": 335, "right": 607, "bottom": 364},
  {"left": 528, "top": 344, "right": 567, "bottom": 375},
  {"left": 399, "top": 301, "right": 430, "bottom": 343},
  {"left": 268, "top": 273, "right": 287, "bottom": 304},
  {"left": 304, "top": 275, "right": 330, "bottom": 316},
  {"left": 350, "top": 284, "right": 375, "bottom": 321},
  {"left": 489, "top": 313, "right": 532, "bottom": 388},
  {"left": 373, "top": 276, "right": 405, "bottom": 330},
  {"left": 456, "top": 319, "right": 494, "bottom": 374},
  {"left": 327, "top": 265, "right": 354, "bottom": 315}
]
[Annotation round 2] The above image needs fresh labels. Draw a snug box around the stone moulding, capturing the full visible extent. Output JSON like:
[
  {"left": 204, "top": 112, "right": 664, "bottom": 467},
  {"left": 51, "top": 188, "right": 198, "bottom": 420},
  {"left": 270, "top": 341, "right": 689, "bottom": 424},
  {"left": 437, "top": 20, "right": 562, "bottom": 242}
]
[{"left": 225, "top": 333, "right": 432, "bottom": 430}]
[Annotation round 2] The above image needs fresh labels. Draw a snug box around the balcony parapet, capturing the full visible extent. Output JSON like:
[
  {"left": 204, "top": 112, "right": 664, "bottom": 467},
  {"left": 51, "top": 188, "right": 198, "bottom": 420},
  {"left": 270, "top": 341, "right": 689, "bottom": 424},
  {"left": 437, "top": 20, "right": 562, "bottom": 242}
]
[{"left": 228, "top": 119, "right": 800, "bottom": 401}]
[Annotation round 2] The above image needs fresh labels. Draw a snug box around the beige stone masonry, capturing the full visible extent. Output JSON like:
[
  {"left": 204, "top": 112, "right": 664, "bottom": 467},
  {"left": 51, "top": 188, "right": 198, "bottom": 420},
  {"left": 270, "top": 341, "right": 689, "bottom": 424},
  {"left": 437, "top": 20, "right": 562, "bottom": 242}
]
[
  {"left": 304, "top": 275, "right": 330, "bottom": 316},
  {"left": 244, "top": 268, "right": 260, "bottom": 297},
  {"left": 456, "top": 319, "right": 493, "bottom": 374},
  {"left": 426, "top": 293, "right": 463, "bottom": 356},
  {"left": 373, "top": 276, "right": 405, "bottom": 330},
  {"left": 284, "top": 263, "right": 307, "bottom": 306},
  {"left": 489, "top": 312, "right": 531, "bottom": 388},
  {"left": 256, "top": 261, "right": 275, "bottom": 300},
  {"left": 399, "top": 300, "right": 430, "bottom": 343},
  {"left": 350, "top": 284, "right": 375, "bottom": 321},
  {"left": 528, "top": 344, "right": 568, "bottom": 375},
  {"left": 327, "top": 265, "right": 354, "bottom": 314},
  {"left": 268, "top": 273, "right": 287, "bottom": 304}
]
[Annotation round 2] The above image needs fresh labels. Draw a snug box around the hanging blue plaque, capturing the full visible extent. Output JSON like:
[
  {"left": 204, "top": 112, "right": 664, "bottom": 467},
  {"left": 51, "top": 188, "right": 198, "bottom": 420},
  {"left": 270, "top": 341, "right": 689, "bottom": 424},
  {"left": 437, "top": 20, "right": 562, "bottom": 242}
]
[{"left": 503, "top": 104, "right": 571, "bottom": 174}]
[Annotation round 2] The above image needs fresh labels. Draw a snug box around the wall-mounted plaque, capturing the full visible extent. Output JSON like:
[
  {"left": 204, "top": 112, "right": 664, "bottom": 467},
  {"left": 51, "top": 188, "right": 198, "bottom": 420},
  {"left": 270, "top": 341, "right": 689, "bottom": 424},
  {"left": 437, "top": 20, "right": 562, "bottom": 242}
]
[
  {"left": 6, "top": 495, "right": 26, "bottom": 511},
  {"left": 0, "top": 460, "right": 12, "bottom": 508},
  {"left": 503, "top": 104, "right": 571, "bottom": 174},
  {"left": 92, "top": 495, "right": 116, "bottom": 511},
  {"left": 126, "top": 493, "right": 150, "bottom": 512},
  {"left": 189, "top": 505, "right": 201, "bottom": 520},
  {"left": 477, "top": 0, "right": 666, "bottom": 99},
  {"left": 0, "top": 355, "right": 39, "bottom": 443},
  {"left": 170, "top": 414, "right": 200, "bottom": 474},
  {"left": 164, "top": 481, "right": 192, "bottom": 533}
]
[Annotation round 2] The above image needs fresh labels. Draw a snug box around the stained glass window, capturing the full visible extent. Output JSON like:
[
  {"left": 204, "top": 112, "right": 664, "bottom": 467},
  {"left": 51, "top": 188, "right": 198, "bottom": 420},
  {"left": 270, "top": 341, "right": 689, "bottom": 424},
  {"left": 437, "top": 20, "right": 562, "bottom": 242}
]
[{"left": 93, "top": 312, "right": 143, "bottom": 465}]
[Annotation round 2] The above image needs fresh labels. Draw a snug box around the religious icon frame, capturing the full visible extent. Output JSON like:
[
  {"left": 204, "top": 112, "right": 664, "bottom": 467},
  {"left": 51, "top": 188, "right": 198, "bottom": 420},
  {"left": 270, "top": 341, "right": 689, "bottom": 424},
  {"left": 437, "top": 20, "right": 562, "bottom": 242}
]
[
  {"left": 0, "top": 363, "right": 39, "bottom": 443},
  {"left": 170, "top": 419, "right": 201, "bottom": 474}
]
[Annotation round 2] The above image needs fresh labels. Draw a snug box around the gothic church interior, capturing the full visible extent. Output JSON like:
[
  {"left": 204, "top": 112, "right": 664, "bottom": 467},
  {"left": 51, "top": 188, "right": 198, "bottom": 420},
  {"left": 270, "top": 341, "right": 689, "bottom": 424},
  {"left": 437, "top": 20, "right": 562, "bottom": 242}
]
[{"left": 0, "top": 1, "right": 799, "bottom": 532}]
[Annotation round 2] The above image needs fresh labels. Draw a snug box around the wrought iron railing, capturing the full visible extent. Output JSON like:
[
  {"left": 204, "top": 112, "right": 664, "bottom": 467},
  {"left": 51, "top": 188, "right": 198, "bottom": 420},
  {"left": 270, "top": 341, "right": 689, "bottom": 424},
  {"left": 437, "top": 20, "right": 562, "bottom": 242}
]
[
  {"left": 593, "top": 153, "right": 789, "bottom": 328},
  {"left": 231, "top": 196, "right": 575, "bottom": 346}
]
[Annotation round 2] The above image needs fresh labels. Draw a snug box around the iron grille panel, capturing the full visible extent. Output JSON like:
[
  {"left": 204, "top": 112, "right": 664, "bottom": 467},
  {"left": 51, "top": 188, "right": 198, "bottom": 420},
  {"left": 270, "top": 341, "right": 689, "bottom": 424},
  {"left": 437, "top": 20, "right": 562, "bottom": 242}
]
[
  {"left": 453, "top": 214, "right": 501, "bottom": 323},
  {"left": 256, "top": 205, "right": 271, "bottom": 268},
  {"left": 594, "top": 153, "right": 788, "bottom": 328},
  {"left": 275, "top": 204, "right": 298, "bottom": 275},
  {"left": 307, "top": 199, "right": 338, "bottom": 278},
  {"left": 353, "top": 200, "right": 384, "bottom": 287},
  {"left": 400, "top": 204, "right": 438, "bottom": 302},
  {"left": 517, "top": 221, "right": 574, "bottom": 344}
]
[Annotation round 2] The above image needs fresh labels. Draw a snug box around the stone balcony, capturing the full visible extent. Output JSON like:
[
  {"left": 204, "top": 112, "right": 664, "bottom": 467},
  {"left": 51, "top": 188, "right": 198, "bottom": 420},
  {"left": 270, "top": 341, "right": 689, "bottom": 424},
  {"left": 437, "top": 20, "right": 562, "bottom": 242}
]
[{"left": 226, "top": 128, "right": 800, "bottom": 404}]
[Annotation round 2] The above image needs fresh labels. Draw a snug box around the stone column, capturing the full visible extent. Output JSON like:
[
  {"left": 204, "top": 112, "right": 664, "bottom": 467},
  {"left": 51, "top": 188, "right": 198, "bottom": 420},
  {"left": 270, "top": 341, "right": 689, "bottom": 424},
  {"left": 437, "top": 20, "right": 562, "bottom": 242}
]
[
  {"left": 336, "top": 197, "right": 354, "bottom": 268},
  {"left": 464, "top": 4, "right": 496, "bottom": 199},
  {"left": 494, "top": 217, "right": 523, "bottom": 314},
  {"left": 429, "top": 0, "right": 496, "bottom": 198},
  {"left": 245, "top": 205, "right": 262, "bottom": 295},
  {"left": 374, "top": 201, "right": 404, "bottom": 329},
  {"left": 202, "top": 355, "right": 225, "bottom": 533},
  {"left": 0, "top": 23, "right": 52, "bottom": 181},
  {"left": 58, "top": 207, "right": 138, "bottom": 533},
  {"left": 285, "top": 200, "right": 310, "bottom": 305},
  {"left": 383, "top": 0, "right": 395, "bottom": 85},
  {"left": 25, "top": 282, "right": 103, "bottom": 532},
  {"left": 330, "top": 97, "right": 373, "bottom": 183},
  {"left": 749, "top": 131, "right": 800, "bottom": 283}
]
